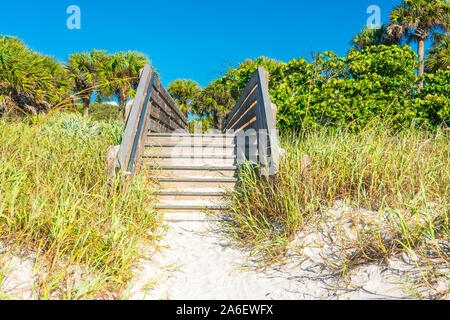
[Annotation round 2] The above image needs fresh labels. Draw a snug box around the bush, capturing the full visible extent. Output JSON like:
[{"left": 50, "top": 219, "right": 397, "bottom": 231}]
[
  {"left": 0, "top": 113, "right": 159, "bottom": 299},
  {"left": 88, "top": 102, "right": 120, "bottom": 121},
  {"left": 188, "top": 114, "right": 214, "bottom": 133},
  {"left": 225, "top": 124, "right": 449, "bottom": 277},
  {"left": 217, "top": 46, "right": 449, "bottom": 131},
  {"left": 0, "top": 35, "right": 69, "bottom": 117}
]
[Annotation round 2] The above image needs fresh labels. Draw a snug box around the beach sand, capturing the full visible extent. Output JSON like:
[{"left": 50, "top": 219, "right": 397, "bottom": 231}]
[
  {"left": 1, "top": 203, "right": 448, "bottom": 300},
  {"left": 128, "top": 203, "right": 449, "bottom": 300}
]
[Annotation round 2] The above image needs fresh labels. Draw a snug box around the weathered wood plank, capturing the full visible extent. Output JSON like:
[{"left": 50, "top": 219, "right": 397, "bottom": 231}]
[
  {"left": 116, "top": 64, "right": 189, "bottom": 175},
  {"left": 255, "top": 67, "right": 279, "bottom": 174},
  {"left": 225, "top": 67, "right": 280, "bottom": 175},
  {"left": 151, "top": 90, "right": 186, "bottom": 129},
  {"left": 150, "top": 107, "right": 175, "bottom": 132},
  {"left": 116, "top": 64, "right": 153, "bottom": 171},
  {"left": 225, "top": 73, "right": 258, "bottom": 127},
  {"left": 226, "top": 90, "right": 258, "bottom": 131},
  {"left": 154, "top": 76, "right": 188, "bottom": 127},
  {"left": 226, "top": 84, "right": 258, "bottom": 128},
  {"left": 227, "top": 103, "right": 257, "bottom": 133}
]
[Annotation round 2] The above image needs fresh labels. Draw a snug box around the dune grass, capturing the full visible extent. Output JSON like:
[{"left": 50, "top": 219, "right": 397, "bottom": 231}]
[
  {"left": 0, "top": 113, "right": 162, "bottom": 299},
  {"left": 225, "top": 124, "right": 449, "bottom": 293}
]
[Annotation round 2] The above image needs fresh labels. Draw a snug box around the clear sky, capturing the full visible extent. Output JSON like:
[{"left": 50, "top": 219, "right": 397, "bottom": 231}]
[{"left": 1, "top": 0, "right": 411, "bottom": 87}]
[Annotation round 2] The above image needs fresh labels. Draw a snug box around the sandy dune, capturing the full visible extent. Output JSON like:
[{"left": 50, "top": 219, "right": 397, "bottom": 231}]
[
  {"left": 128, "top": 206, "right": 449, "bottom": 300},
  {"left": 1, "top": 203, "right": 448, "bottom": 300}
]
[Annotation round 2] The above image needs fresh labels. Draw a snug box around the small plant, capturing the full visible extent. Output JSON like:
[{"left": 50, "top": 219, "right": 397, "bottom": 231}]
[
  {"left": 0, "top": 113, "right": 161, "bottom": 299},
  {"left": 88, "top": 102, "right": 120, "bottom": 122},
  {"left": 225, "top": 124, "right": 449, "bottom": 295}
]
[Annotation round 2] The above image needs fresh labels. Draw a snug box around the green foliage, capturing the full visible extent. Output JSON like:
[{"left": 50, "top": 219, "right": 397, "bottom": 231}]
[
  {"left": 40, "top": 112, "right": 124, "bottom": 144},
  {"left": 66, "top": 50, "right": 108, "bottom": 115},
  {"left": 349, "top": 24, "right": 401, "bottom": 52},
  {"left": 99, "top": 51, "right": 149, "bottom": 121},
  {"left": 426, "top": 33, "right": 450, "bottom": 73},
  {"left": 193, "top": 81, "right": 236, "bottom": 130},
  {"left": 225, "top": 125, "right": 449, "bottom": 282},
  {"left": 188, "top": 114, "right": 214, "bottom": 133},
  {"left": 0, "top": 36, "right": 149, "bottom": 121},
  {"left": 216, "top": 45, "right": 449, "bottom": 131},
  {"left": 168, "top": 79, "right": 201, "bottom": 117},
  {"left": 415, "top": 69, "right": 450, "bottom": 127},
  {"left": 217, "top": 56, "right": 287, "bottom": 100},
  {"left": 88, "top": 102, "right": 121, "bottom": 122},
  {"left": 388, "top": 0, "right": 449, "bottom": 45},
  {"left": 388, "top": 0, "right": 449, "bottom": 77},
  {"left": 0, "top": 35, "right": 70, "bottom": 116},
  {"left": 0, "top": 113, "right": 159, "bottom": 298}
]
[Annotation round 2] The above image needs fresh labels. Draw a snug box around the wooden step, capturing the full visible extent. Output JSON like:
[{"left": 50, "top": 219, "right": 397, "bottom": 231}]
[
  {"left": 147, "top": 133, "right": 236, "bottom": 145},
  {"left": 155, "top": 177, "right": 237, "bottom": 189},
  {"left": 161, "top": 211, "right": 221, "bottom": 222},
  {"left": 146, "top": 165, "right": 237, "bottom": 178},
  {"left": 155, "top": 200, "right": 229, "bottom": 211},
  {"left": 147, "top": 133, "right": 235, "bottom": 137},
  {"left": 146, "top": 133, "right": 238, "bottom": 214},
  {"left": 143, "top": 156, "right": 236, "bottom": 166},
  {"left": 156, "top": 188, "right": 229, "bottom": 201},
  {"left": 144, "top": 144, "right": 237, "bottom": 156},
  {"left": 145, "top": 142, "right": 236, "bottom": 148}
]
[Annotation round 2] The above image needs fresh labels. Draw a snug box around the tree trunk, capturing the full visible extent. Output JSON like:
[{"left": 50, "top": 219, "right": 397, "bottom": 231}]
[
  {"left": 119, "top": 90, "right": 127, "bottom": 122},
  {"left": 214, "top": 111, "right": 226, "bottom": 131},
  {"left": 417, "top": 39, "right": 425, "bottom": 87},
  {"left": 119, "top": 100, "right": 126, "bottom": 122},
  {"left": 82, "top": 97, "right": 90, "bottom": 117}
]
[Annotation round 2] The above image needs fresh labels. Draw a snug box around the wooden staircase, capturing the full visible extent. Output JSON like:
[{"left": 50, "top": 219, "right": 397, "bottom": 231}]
[
  {"left": 143, "top": 133, "right": 238, "bottom": 213},
  {"left": 113, "top": 65, "right": 280, "bottom": 219}
]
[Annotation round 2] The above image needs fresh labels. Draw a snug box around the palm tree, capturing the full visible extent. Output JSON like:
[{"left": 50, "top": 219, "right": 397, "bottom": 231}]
[
  {"left": 350, "top": 24, "right": 401, "bottom": 51},
  {"left": 99, "top": 51, "right": 148, "bottom": 121},
  {"left": 168, "top": 79, "right": 200, "bottom": 118},
  {"left": 0, "top": 35, "right": 69, "bottom": 116},
  {"left": 193, "top": 81, "right": 235, "bottom": 131},
  {"left": 388, "top": 0, "right": 449, "bottom": 84},
  {"left": 66, "top": 50, "right": 107, "bottom": 116},
  {"left": 426, "top": 33, "right": 450, "bottom": 72}
]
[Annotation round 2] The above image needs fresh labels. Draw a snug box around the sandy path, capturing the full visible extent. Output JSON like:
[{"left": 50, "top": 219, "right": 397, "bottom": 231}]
[
  {"left": 129, "top": 212, "right": 302, "bottom": 300},
  {"left": 128, "top": 207, "right": 447, "bottom": 300},
  {"left": 1, "top": 204, "right": 447, "bottom": 300}
]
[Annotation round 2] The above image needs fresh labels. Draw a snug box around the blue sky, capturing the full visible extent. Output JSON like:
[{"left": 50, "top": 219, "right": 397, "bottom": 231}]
[{"left": 1, "top": 0, "right": 412, "bottom": 87}]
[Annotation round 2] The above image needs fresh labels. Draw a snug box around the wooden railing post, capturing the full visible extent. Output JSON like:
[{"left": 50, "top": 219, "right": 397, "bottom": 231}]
[
  {"left": 255, "top": 67, "right": 279, "bottom": 175},
  {"left": 224, "top": 67, "right": 280, "bottom": 175},
  {"left": 116, "top": 64, "right": 154, "bottom": 174},
  {"left": 114, "top": 64, "right": 189, "bottom": 177}
]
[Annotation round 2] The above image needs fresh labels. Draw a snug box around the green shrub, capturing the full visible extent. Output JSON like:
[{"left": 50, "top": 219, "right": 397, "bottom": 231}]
[
  {"left": 188, "top": 114, "right": 214, "bottom": 133},
  {"left": 0, "top": 35, "right": 69, "bottom": 116},
  {"left": 217, "top": 46, "right": 449, "bottom": 131},
  {"left": 88, "top": 102, "right": 120, "bottom": 121},
  {"left": 225, "top": 124, "right": 449, "bottom": 273},
  {"left": 0, "top": 113, "right": 159, "bottom": 299}
]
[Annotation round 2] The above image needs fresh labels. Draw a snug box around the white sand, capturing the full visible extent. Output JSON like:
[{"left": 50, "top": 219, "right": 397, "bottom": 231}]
[
  {"left": 0, "top": 244, "right": 37, "bottom": 300},
  {"left": 128, "top": 204, "right": 449, "bottom": 300},
  {"left": 2, "top": 202, "right": 448, "bottom": 300}
]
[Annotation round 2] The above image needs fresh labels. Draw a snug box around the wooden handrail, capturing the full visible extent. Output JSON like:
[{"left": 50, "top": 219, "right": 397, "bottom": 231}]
[
  {"left": 224, "top": 67, "right": 280, "bottom": 175},
  {"left": 115, "top": 64, "right": 188, "bottom": 175}
]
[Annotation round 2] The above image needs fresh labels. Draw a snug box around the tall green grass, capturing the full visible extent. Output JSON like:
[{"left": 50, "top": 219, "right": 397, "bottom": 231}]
[
  {"left": 0, "top": 113, "right": 161, "bottom": 299},
  {"left": 226, "top": 125, "right": 449, "bottom": 276}
]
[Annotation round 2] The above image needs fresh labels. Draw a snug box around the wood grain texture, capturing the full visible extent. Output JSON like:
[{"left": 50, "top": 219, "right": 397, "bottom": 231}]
[
  {"left": 116, "top": 64, "right": 153, "bottom": 171},
  {"left": 225, "top": 73, "right": 258, "bottom": 128},
  {"left": 116, "top": 64, "right": 189, "bottom": 174},
  {"left": 224, "top": 67, "right": 280, "bottom": 175}
]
